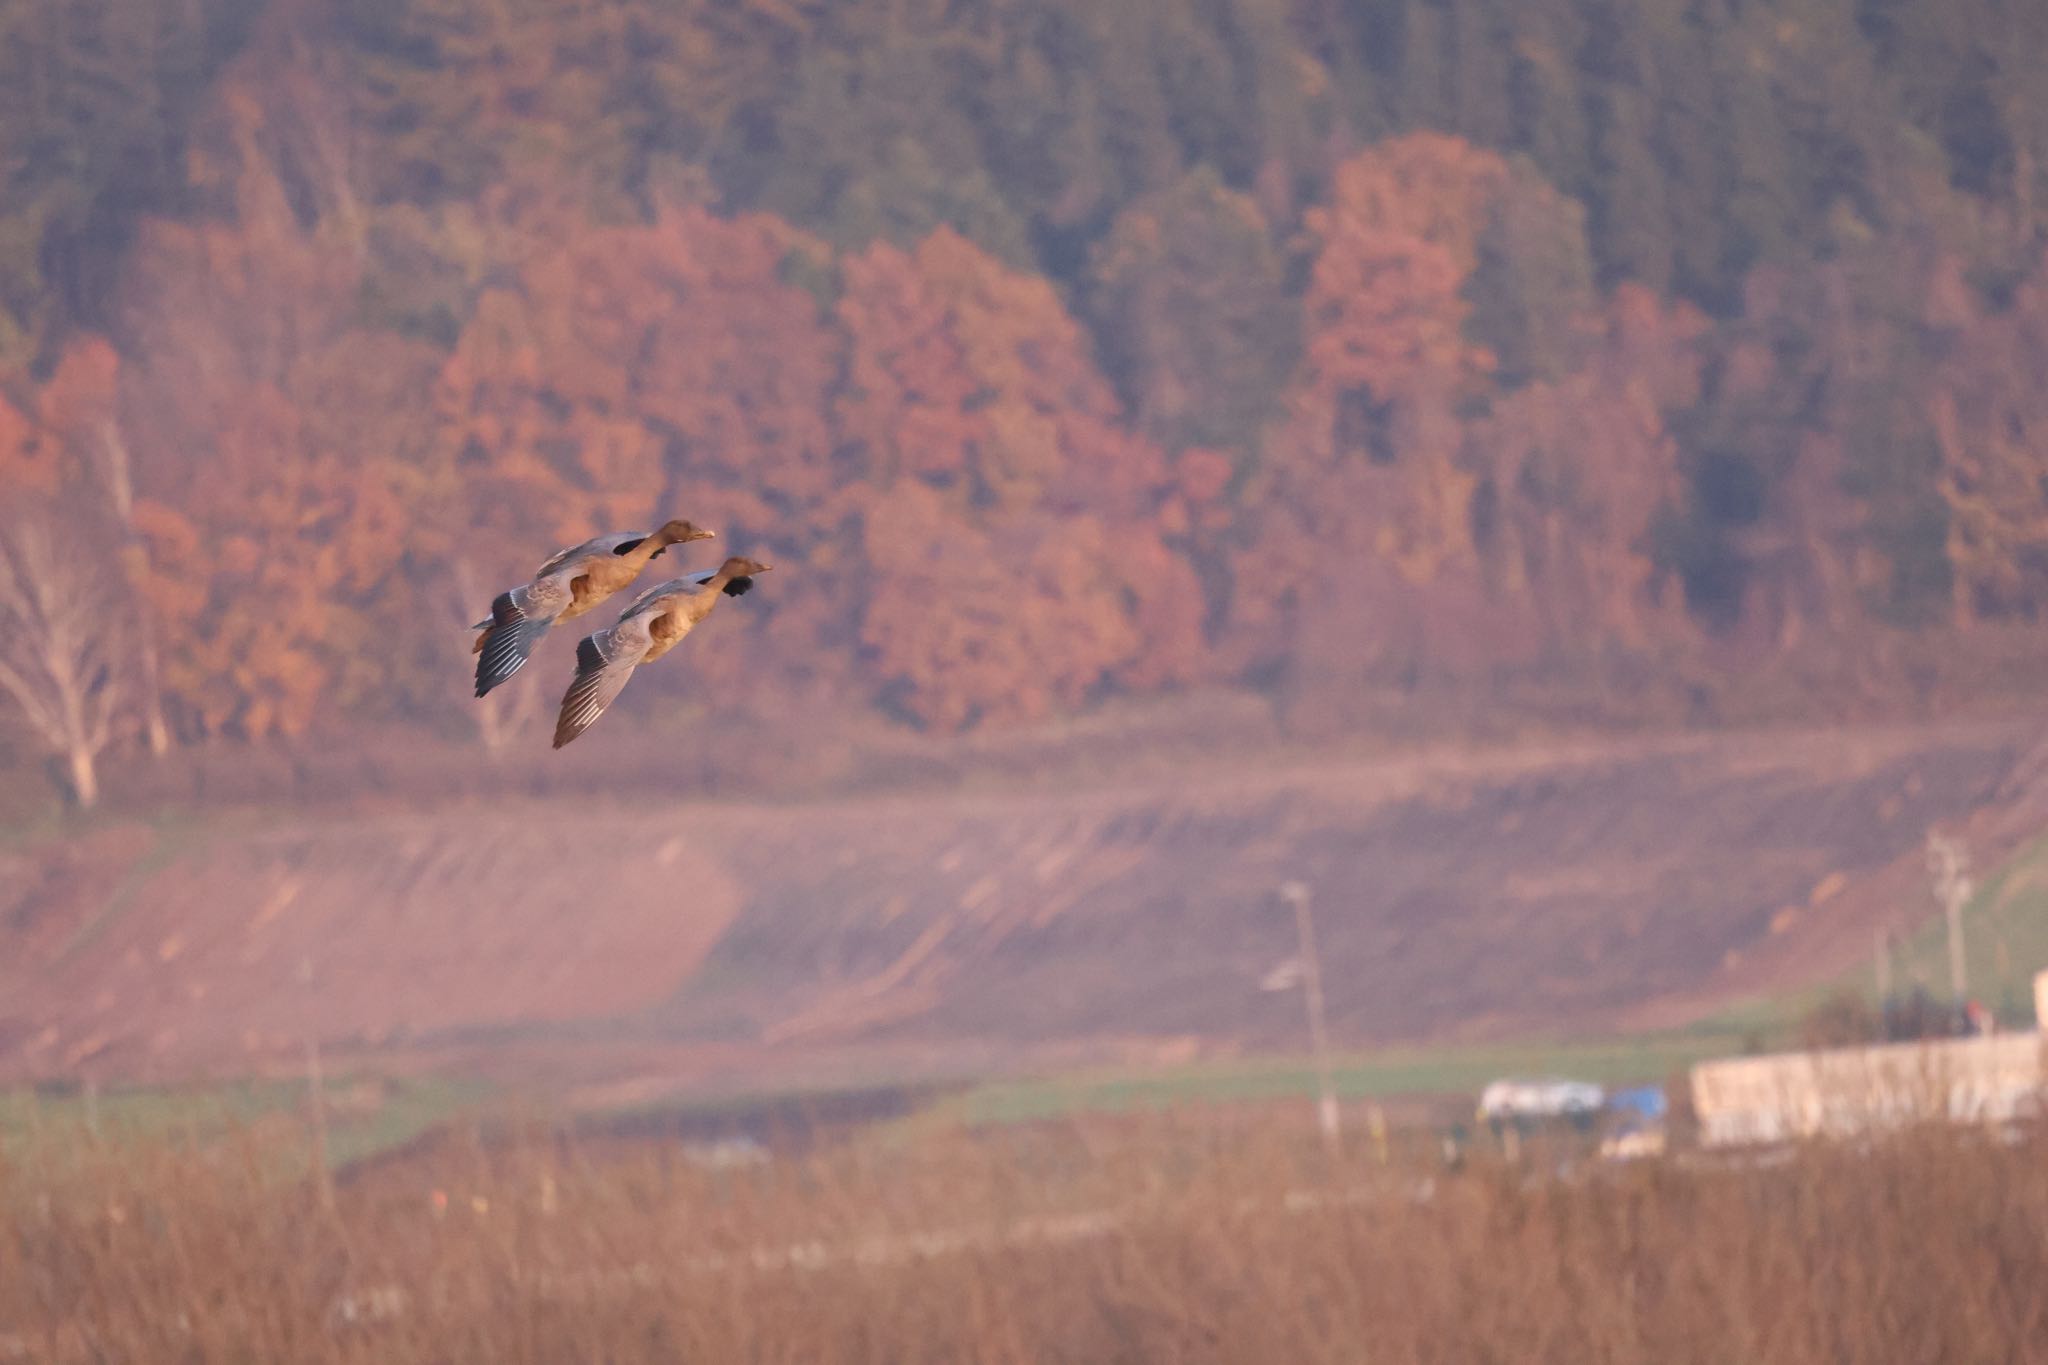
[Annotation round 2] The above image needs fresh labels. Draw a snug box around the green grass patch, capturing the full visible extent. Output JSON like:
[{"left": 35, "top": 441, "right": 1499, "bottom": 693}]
[
  {"left": 0, "top": 1077, "right": 303, "bottom": 1149},
  {"left": 0, "top": 1073, "right": 493, "bottom": 1168},
  {"left": 940, "top": 1031, "right": 1747, "bottom": 1127}
]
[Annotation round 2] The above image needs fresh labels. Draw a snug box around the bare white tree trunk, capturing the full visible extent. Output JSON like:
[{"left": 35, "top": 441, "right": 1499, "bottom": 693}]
[
  {"left": 0, "top": 512, "right": 129, "bottom": 808},
  {"left": 67, "top": 744, "right": 99, "bottom": 808},
  {"left": 87, "top": 417, "right": 171, "bottom": 757}
]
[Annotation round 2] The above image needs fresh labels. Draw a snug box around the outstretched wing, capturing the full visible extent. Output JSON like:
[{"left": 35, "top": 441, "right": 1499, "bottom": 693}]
[
  {"left": 474, "top": 589, "right": 552, "bottom": 698},
  {"left": 535, "top": 531, "right": 649, "bottom": 579},
  {"left": 616, "top": 574, "right": 702, "bottom": 621},
  {"left": 553, "top": 631, "right": 641, "bottom": 748}
]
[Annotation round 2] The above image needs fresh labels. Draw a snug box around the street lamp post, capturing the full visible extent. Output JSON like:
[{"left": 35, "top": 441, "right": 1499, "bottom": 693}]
[
  {"left": 1279, "top": 880, "right": 1341, "bottom": 1156},
  {"left": 1927, "top": 832, "right": 1973, "bottom": 1009}
]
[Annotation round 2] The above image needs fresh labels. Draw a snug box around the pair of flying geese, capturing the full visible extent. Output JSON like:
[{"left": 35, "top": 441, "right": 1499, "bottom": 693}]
[{"left": 470, "top": 520, "right": 769, "bottom": 748}]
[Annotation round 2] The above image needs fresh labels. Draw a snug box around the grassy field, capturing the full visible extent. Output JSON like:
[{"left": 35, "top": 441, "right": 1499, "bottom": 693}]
[
  {"left": 0, "top": 1075, "right": 490, "bottom": 1169},
  {"left": 941, "top": 1031, "right": 1745, "bottom": 1126},
  {"left": 0, "top": 996, "right": 1786, "bottom": 1171},
  {"left": 0, "top": 1027, "right": 1740, "bottom": 1176},
  {"left": 3, "top": 1101, "right": 2044, "bottom": 1363}
]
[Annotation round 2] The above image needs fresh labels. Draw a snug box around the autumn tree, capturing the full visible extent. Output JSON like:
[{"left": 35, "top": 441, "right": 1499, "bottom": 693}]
[
  {"left": 1463, "top": 285, "right": 1705, "bottom": 657},
  {"left": 1229, "top": 136, "right": 1501, "bottom": 701},
  {"left": 105, "top": 47, "right": 477, "bottom": 739},
  {"left": 131, "top": 390, "right": 331, "bottom": 741},
  {"left": 838, "top": 228, "right": 1203, "bottom": 726},
  {"left": 29, "top": 336, "right": 174, "bottom": 756},
  {"left": 0, "top": 385, "right": 58, "bottom": 499},
  {"left": 857, "top": 487, "right": 1123, "bottom": 729},
  {"left": 0, "top": 504, "right": 128, "bottom": 807},
  {"left": 0, "top": 337, "right": 175, "bottom": 757},
  {"left": 429, "top": 203, "right": 854, "bottom": 720},
  {"left": 1235, "top": 135, "right": 1704, "bottom": 715}
]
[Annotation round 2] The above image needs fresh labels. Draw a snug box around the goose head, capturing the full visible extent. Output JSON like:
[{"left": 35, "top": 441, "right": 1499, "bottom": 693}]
[{"left": 654, "top": 519, "right": 717, "bottom": 546}]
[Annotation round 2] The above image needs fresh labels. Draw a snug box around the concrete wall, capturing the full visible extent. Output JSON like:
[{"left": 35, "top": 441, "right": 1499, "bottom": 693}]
[{"left": 1691, "top": 1032, "right": 2048, "bottom": 1147}]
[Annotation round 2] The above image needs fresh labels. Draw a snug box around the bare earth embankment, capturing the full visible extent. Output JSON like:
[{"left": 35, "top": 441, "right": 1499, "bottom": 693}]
[{"left": 0, "top": 720, "right": 2038, "bottom": 1089}]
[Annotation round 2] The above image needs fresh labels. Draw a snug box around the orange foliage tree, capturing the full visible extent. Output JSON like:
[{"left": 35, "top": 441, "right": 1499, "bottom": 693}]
[
  {"left": 0, "top": 335, "right": 127, "bottom": 504},
  {"left": 1234, "top": 134, "right": 1705, "bottom": 710},
  {"left": 1463, "top": 285, "right": 1705, "bottom": 655},
  {"left": 837, "top": 228, "right": 1203, "bottom": 727},
  {"left": 115, "top": 59, "right": 450, "bottom": 740},
  {"left": 1231, "top": 137, "right": 1501, "bottom": 696},
  {"left": 0, "top": 387, "right": 55, "bottom": 501},
  {"left": 433, "top": 204, "right": 852, "bottom": 712}
]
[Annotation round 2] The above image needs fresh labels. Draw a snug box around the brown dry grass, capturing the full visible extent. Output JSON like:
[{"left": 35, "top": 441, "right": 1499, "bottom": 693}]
[{"left": 3, "top": 1110, "right": 2047, "bottom": 1364}]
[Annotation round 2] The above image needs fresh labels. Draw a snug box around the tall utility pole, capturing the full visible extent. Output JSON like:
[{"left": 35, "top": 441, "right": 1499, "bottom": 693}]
[
  {"left": 1927, "top": 832, "right": 1973, "bottom": 1005},
  {"left": 1279, "top": 881, "right": 1341, "bottom": 1156}
]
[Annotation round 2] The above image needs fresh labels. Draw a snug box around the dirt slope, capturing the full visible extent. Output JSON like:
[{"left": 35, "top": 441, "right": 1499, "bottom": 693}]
[{"left": 0, "top": 721, "right": 2035, "bottom": 1084}]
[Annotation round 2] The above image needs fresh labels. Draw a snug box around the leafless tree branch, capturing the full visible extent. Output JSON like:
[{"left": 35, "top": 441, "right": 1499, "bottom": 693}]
[{"left": 0, "top": 509, "right": 130, "bottom": 806}]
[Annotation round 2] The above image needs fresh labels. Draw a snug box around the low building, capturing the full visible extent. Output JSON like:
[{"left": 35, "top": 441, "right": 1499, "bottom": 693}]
[
  {"left": 1690, "top": 970, "right": 2048, "bottom": 1147},
  {"left": 1478, "top": 1077, "right": 1604, "bottom": 1125}
]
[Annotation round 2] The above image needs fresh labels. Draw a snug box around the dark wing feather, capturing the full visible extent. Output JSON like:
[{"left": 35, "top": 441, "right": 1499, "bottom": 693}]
[
  {"left": 552, "top": 634, "right": 640, "bottom": 748},
  {"left": 722, "top": 576, "right": 752, "bottom": 597},
  {"left": 475, "top": 592, "right": 550, "bottom": 698},
  {"left": 608, "top": 535, "right": 667, "bottom": 560}
]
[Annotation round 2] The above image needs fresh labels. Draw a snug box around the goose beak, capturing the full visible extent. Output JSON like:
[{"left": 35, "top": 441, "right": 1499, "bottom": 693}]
[{"left": 692, "top": 528, "right": 717, "bottom": 541}]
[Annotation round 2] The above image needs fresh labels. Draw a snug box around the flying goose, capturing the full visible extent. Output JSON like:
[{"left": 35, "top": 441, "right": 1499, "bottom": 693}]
[
  {"left": 471, "top": 519, "right": 715, "bottom": 698},
  {"left": 552, "top": 556, "right": 772, "bottom": 748}
]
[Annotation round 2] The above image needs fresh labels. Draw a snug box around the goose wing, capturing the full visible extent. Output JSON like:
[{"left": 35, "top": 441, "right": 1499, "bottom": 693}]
[
  {"left": 552, "top": 626, "right": 646, "bottom": 748},
  {"left": 616, "top": 570, "right": 750, "bottom": 621},
  {"left": 535, "top": 531, "right": 651, "bottom": 579},
  {"left": 615, "top": 575, "right": 705, "bottom": 621},
  {"left": 474, "top": 585, "right": 555, "bottom": 697}
]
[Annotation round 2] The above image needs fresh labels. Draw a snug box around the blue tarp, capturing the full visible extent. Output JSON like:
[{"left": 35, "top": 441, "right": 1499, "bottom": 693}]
[{"left": 1606, "top": 1085, "right": 1669, "bottom": 1120}]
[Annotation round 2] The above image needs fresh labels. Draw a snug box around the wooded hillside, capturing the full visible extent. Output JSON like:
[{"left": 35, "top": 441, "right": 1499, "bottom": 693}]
[{"left": 4, "top": 0, "right": 2048, "bottom": 805}]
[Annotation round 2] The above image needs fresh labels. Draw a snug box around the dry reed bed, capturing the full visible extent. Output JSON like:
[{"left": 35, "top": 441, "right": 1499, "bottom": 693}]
[{"left": 3, "top": 1113, "right": 2046, "bottom": 1363}]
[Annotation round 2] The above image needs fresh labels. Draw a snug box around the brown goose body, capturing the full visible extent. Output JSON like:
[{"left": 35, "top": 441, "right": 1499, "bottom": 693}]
[
  {"left": 471, "top": 519, "right": 715, "bottom": 698},
  {"left": 552, "top": 555, "right": 772, "bottom": 748}
]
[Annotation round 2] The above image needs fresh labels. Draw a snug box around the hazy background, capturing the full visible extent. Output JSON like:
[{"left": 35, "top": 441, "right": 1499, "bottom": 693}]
[{"left": 4, "top": 0, "right": 2048, "bottom": 1103}]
